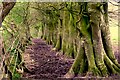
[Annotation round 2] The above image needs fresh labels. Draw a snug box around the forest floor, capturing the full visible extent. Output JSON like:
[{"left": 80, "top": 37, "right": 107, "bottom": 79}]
[
  {"left": 23, "top": 38, "right": 73, "bottom": 79},
  {"left": 23, "top": 38, "right": 120, "bottom": 79}
]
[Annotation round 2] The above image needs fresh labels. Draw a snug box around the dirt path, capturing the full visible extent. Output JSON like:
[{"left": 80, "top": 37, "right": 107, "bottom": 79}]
[
  {"left": 23, "top": 38, "right": 73, "bottom": 79},
  {"left": 23, "top": 38, "right": 120, "bottom": 79}
]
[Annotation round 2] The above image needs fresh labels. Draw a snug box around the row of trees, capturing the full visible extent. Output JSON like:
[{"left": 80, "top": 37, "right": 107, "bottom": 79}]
[
  {"left": 0, "top": 1, "right": 120, "bottom": 79},
  {"left": 34, "top": 2, "right": 120, "bottom": 77}
]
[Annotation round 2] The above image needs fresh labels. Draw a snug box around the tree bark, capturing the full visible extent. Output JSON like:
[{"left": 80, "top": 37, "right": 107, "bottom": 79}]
[
  {"left": 0, "top": 1, "right": 15, "bottom": 80},
  {"left": 37, "top": 2, "right": 120, "bottom": 78},
  {"left": 64, "top": 2, "right": 120, "bottom": 77},
  {"left": 2, "top": 2, "right": 16, "bottom": 22}
]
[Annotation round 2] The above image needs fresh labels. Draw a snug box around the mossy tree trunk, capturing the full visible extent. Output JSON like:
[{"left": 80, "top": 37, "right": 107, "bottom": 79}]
[
  {"left": 65, "top": 2, "right": 120, "bottom": 78},
  {"left": 23, "top": 3, "right": 32, "bottom": 44},
  {"left": 35, "top": 2, "right": 120, "bottom": 77}
]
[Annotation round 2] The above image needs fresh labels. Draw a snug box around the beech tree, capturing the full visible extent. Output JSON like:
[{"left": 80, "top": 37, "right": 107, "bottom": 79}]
[
  {"left": 36, "top": 2, "right": 120, "bottom": 77},
  {"left": 0, "top": 1, "right": 120, "bottom": 79},
  {"left": 65, "top": 2, "right": 120, "bottom": 77}
]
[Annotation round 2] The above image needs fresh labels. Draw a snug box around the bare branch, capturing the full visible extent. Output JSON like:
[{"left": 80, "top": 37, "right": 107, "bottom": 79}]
[{"left": 2, "top": 1, "right": 16, "bottom": 22}]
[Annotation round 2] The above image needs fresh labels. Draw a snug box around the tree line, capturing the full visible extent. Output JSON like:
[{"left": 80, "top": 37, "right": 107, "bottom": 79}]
[{"left": 0, "top": 1, "right": 120, "bottom": 79}]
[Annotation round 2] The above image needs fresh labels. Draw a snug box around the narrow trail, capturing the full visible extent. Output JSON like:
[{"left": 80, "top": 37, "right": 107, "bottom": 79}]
[
  {"left": 23, "top": 38, "right": 120, "bottom": 79},
  {"left": 23, "top": 38, "right": 73, "bottom": 79}
]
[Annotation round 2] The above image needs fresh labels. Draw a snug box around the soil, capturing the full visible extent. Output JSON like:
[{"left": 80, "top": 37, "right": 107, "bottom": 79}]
[
  {"left": 23, "top": 38, "right": 120, "bottom": 79},
  {"left": 23, "top": 38, "right": 73, "bottom": 79}
]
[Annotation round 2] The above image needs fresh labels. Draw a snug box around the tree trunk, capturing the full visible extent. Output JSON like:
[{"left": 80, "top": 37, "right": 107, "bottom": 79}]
[
  {"left": 65, "top": 2, "right": 120, "bottom": 78},
  {"left": 2, "top": 2, "right": 16, "bottom": 22},
  {"left": 37, "top": 2, "right": 120, "bottom": 78},
  {"left": 0, "top": 1, "right": 16, "bottom": 80}
]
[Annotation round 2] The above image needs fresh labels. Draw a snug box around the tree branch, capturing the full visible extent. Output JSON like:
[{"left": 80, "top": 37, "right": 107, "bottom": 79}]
[{"left": 2, "top": 2, "right": 16, "bottom": 22}]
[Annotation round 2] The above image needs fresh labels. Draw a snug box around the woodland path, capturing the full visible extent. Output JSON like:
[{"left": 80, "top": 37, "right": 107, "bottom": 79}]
[
  {"left": 23, "top": 38, "right": 120, "bottom": 79},
  {"left": 23, "top": 38, "right": 73, "bottom": 79}
]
